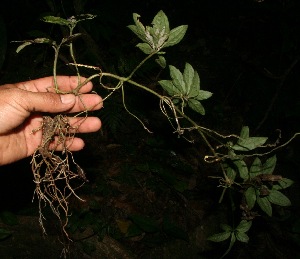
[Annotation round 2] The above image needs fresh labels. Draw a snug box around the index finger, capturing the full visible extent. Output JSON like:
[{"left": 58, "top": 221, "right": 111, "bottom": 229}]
[{"left": 16, "top": 76, "right": 93, "bottom": 93}]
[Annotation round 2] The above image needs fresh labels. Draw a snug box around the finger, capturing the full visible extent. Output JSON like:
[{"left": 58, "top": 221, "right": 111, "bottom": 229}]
[
  {"left": 16, "top": 76, "right": 93, "bottom": 93},
  {"left": 67, "top": 93, "right": 103, "bottom": 113},
  {"left": 49, "top": 137, "right": 85, "bottom": 151},
  {"left": 68, "top": 117, "right": 102, "bottom": 133}
]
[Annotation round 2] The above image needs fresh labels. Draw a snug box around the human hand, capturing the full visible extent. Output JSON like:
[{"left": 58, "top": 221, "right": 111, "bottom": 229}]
[{"left": 0, "top": 76, "right": 103, "bottom": 165}]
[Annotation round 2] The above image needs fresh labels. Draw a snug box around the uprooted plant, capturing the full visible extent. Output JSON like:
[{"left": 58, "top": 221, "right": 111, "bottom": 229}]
[{"left": 14, "top": 10, "right": 299, "bottom": 256}]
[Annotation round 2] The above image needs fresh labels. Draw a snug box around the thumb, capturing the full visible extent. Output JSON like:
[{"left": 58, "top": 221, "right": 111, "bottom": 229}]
[{"left": 24, "top": 92, "right": 76, "bottom": 113}]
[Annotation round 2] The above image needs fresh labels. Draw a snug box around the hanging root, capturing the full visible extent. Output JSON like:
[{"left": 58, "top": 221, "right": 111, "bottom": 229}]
[{"left": 30, "top": 115, "right": 87, "bottom": 239}]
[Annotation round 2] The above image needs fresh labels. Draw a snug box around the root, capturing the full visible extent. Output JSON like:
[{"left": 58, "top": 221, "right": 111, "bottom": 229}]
[{"left": 30, "top": 115, "right": 88, "bottom": 240}]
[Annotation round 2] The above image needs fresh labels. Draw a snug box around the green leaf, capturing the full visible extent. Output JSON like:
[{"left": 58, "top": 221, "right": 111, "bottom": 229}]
[
  {"left": 183, "top": 63, "right": 195, "bottom": 95},
  {"left": 158, "top": 80, "right": 180, "bottom": 96},
  {"left": 0, "top": 228, "right": 12, "bottom": 241},
  {"left": 235, "top": 231, "right": 249, "bottom": 243},
  {"left": 236, "top": 220, "right": 252, "bottom": 233},
  {"left": 188, "top": 99, "right": 205, "bottom": 115},
  {"left": 226, "top": 167, "right": 236, "bottom": 182},
  {"left": 233, "top": 159, "right": 249, "bottom": 180},
  {"left": 163, "top": 25, "right": 188, "bottom": 48},
  {"left": 207, "top": 231, "right": 231, "bottom": 242},
  {"left": 245, "top": 187, "right": 257, "bottom": 210},
  {"left": 169, "top": 65, "right": 185, "bottom": 93},
  {"left": 127, "top": 13, "right": 147, "bottom": 42},
  {"left": 249, "top": 157, "right": 263, "bottom": 177},
  {"left": 129, "top": 214, "right": 160, "bottom": 233},
  {"left": 220, "top": 223, "right": 232, "bottom": 232},
  {"left": 239, "top": 126, "right": 250, "bottom": 139},
  {"left": 33, "top": 37, "right": 53, "bottom": 44},
  {"left": 155, "top": 55, "right": 166, "bottom": 68},
  {"left": 272, "top": 178, "right": 294, "bottom": 190},
  {"left": 151, "top": 10, "right": 169, "bottom": 49},
  {"left": 183, "top": 63, "right": 194, "bottom": 95},
  {"left": 257, "top": 196, "right": 272, "bottom": 216},
  {"left": 195, "top": 90, "right": 213, "bottom": 100},
  {"left": 41, "top": 16, "right": 71, "bottom": 26},
  {"left": 232, "top": 137, "right": 268, "bottom": 151},
  {"left": 152, "top": 10, "right": 170, "bottom": 34},
  {"left": 261, "top": 155, "right": 277, "bottom": 175},
  {"left": 188, "top": 71, "right": 200, "bottom": 98},
  {"left": 136, "top": 43, "right": 153, "bottom": 54},
  {"left": 268, "top": 190, "right": 291, "bottom": 206}
]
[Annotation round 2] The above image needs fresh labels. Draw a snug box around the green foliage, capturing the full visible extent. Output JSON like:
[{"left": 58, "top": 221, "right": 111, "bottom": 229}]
[
  {"left": 159, "top": 63, "right": 212, "bottom": 115},
  {"left": 231, "top": 126, "right": 268, "bottom": 152},
  {"left": 128, "top": 10, "right": 187, "bottom": 54},
  {"left": 207, "top": 220, "right": 252, "bottom": 258}
]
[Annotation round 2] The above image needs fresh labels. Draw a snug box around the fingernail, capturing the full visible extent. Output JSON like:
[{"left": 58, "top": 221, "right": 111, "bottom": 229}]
[{"left": 61, "top": 94, "right": 75, "bottom": 104}]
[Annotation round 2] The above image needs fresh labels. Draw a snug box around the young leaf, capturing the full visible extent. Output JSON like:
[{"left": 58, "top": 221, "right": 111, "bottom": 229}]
[
  {"left": 267, "top": 190, "right": 291, "bottom": 206},
  {"left": 127, "top": 13, "right": 147, "bottom": 42},
  {"left": 163, "top": 25, "right": 188, "bottom": 48},
  {"left": 149, "top": 13, "right": 169, "bottom": 49},
  {"left": 245, "top": 186, "right": 257, "bottom": 210},
  {"left": 155, "top": 55, "right": 166, "bottom": 68},
  {"left": 207, "top": 231, "right": 231, "bottom": 242},
  {"left": 188, "top": 99, "right": 205, "bottom": 115},
  {"left": 152, "top": 10, "right": 170, "bottom": 36},
  {"left": 169, "top": 65, "right": 185, "bottom": 93},
  {"left": 257, "top": 196, "right": 272, "bottom": 216}
]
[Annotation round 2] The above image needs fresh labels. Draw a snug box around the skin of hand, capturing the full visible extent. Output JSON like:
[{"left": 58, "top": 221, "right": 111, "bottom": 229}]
[{"left": 0, "top": 76, "right": 103, "bottom": 165}]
